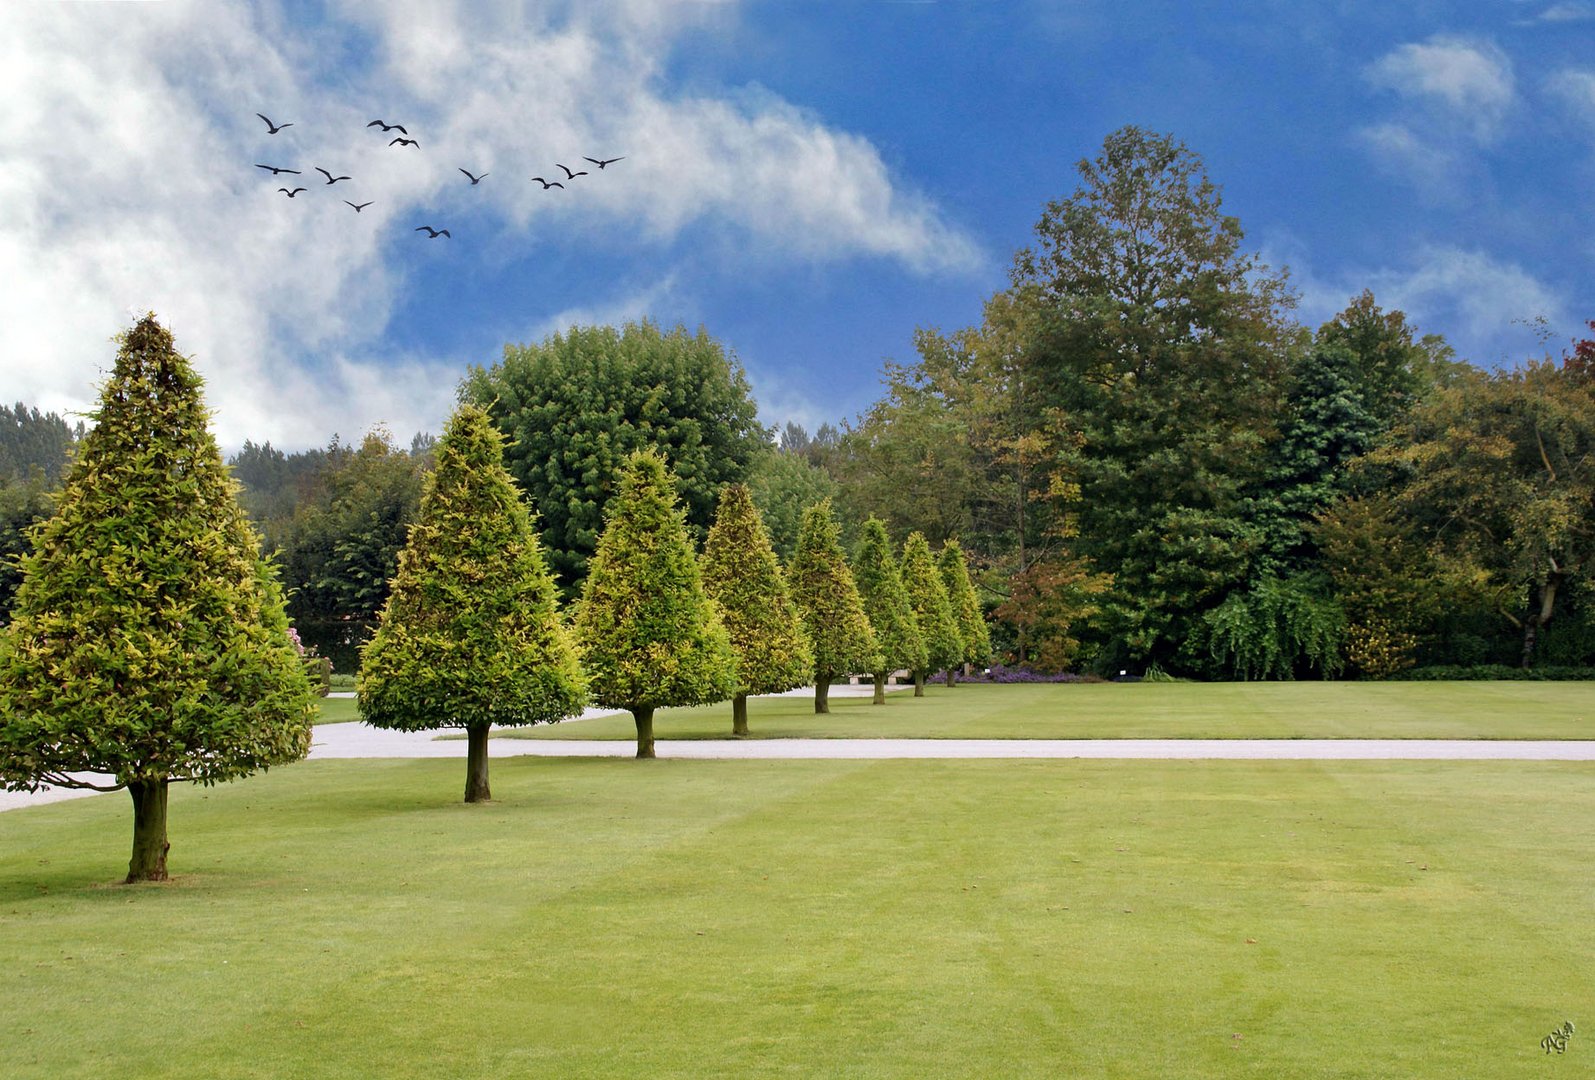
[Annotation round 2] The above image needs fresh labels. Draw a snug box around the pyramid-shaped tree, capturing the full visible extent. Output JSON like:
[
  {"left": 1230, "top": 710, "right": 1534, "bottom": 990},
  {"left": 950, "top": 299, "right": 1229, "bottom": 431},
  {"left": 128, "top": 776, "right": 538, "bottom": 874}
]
[
  {"left": 901, "top": 531, "right": 963, "bottom": 695},
  {"left": 939, "top": 539, "right": 992, "bottom": 683},
  {"left": 701, "top": 483, "right": 812, "bottom": 736},
  {"left": 0, "top": 314, "right": 316, "bottom": 883},
  {"left": 853, "top": 517, "right": 927, "bottom": 705},
  {"left": 787, "top": 500, "right": 880, "bottom": 714},
  {"left": 575, "top": 450, "right": 737, "bottom": 758},
  {"left": 358, "top": 405, "right": 586, "bottom": 801}
]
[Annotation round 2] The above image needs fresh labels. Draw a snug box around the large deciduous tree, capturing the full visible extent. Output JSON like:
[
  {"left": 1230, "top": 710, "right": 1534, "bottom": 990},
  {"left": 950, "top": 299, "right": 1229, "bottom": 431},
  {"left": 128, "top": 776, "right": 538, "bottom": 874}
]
[
  {"left": 787, "top": 500, "right": 880, "bottom": 714},
  {"left": 901, "top": 531, "right": 963, "bottom": 691},
  {"left": 0, "top": 315, "right": 315, "bottom": 882},
  {"left": 701, "top": 483, "right": 813, "bottom": 736},
  {"left": 852, "top": 517, "right": 927, "bottom": 704},
  {"left": 461, "top": 322, "right": 768, "bottom": 593},
  {"left": 575, "top": 450, "right": 737, "bottom": 757},
  {"left": 357, "top": 405, "right": 586, "bottom": 801}
]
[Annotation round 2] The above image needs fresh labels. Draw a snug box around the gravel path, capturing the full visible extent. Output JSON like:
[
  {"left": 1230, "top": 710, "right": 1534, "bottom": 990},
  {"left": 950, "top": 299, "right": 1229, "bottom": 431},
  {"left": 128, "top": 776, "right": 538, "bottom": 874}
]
[{"left": 6, "top": 720, "right": 1595, "bottom": 813}]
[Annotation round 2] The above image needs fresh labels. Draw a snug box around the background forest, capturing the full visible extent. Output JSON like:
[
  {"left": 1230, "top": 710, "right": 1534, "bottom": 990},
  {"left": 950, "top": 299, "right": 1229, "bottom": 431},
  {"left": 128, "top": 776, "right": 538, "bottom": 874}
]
[{"left": 5, "top": 128, "right": 1591, "bottom": 681}]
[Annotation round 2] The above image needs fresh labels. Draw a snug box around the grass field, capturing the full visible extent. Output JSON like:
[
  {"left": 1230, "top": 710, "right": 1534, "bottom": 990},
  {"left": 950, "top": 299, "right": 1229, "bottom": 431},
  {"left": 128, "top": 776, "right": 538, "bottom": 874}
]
[
  {"left": 475, "top": 681, "right": 1595, "bottom": 741},
  {"left": 4, "top": 755, "right": 1592, "bottom": 1078}
]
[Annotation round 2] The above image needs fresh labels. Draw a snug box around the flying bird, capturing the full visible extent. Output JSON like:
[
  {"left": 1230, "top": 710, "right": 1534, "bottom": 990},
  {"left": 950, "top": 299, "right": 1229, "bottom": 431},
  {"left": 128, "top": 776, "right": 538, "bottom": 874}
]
[
  {"left": 255, "top": 164, "right": 301, "bottom": 175},
  {"left": 367, "top": 120, "right": 408, "bottom": 134},
  {"left": 345, "top": 201, "right": 373, "bottom": 212},
  {"left": 415, "top": 226, "right": 451, "bottom": 238},
  {"left": 555, "top": 163, "right": 588, "bottom": 180},
  {"left": 583, "top": 156, "right": 625, "bottom": 169},
  {"left": 278, "top": 187, "right": 307, "bottom": 198},
  {"left": 390, "top": 137, "right": 419, "bottom": 148},
  {"left": 316, "top": 167, "right": 351, "bottom": 184},
  {"left": 256, "top": 113, "right": 293, "bottom": 134},
  {"left": 530, "top": 177, "right": 564, "bottom": 189},
  {"left": 458, "top": 168, "right": 487, "bottom": 185}
]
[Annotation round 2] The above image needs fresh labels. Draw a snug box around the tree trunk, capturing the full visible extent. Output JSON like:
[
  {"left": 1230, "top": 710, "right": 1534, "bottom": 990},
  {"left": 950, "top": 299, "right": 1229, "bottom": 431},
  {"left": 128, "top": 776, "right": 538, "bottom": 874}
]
[
  {"left": 633, "top": 707, "right": 656, "bottom": 758},
  {"left": 944, "top": 666, "right": 958, "bottom": 688},
  {"left": 913, "top": 671, "right": 925, "bottom": 697},
  {"left": 1521, "top": 577, "right": 1560, "bottom": 668},
  {"left": 814, "top": 680, "right": 830, "bottom": 715},
  {"left": 464, "top": 723, "right": 492, "bottom": 803},
  {"left": 732, "top": 694, "right": 749, "bottom": 737},
  {"left": 125, "top": 779, "right": 170, "bottom": 883},
  {"left": 872, "top": 673, "right": 887, "bottom": 705}
]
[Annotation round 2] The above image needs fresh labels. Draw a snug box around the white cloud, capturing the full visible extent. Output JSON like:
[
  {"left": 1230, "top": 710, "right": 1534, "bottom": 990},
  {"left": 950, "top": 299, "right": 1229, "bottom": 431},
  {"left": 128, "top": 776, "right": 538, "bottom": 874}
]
[
  {"left": 1526, "top": 2, "right": 1594, "bottom": 23},
  {"left": 0, "top": 0, "right": 978, "bottom": 451},
  {"left": 1365, "top": 35, "right": 1515, "bottom": 142},
  {"left": 1548, "top": 68, "right": 1595, "bottom": 127},
  {"left": 1353, "top": 121, "right": 1463, "bottom": 197}
]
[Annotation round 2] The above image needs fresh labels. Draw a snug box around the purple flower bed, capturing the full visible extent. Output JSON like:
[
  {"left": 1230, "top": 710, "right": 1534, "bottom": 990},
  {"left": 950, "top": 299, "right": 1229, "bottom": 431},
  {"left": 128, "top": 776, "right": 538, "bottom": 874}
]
[{"left": 939, "top": 665, "right": 1093, "bottom": 684}]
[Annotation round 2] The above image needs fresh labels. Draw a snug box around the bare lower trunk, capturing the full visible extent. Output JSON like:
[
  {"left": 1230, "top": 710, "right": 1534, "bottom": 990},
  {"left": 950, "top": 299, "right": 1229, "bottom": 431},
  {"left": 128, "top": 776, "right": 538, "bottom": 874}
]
[
  {"left": 913, "top": 671, "right": 925, "bottom": 697},
  {"left": 872, "top": 673, "right": 887, "bottom": 705},
  {"left": 944, "top": 666, "right": 958, "bottom": 688},
  {"left": 464, "top": 723, "right": 492, "bottom": 802},
  {"left": 633, "top": 707, "right": 656, "bottom": 758},
  {"left": 814, "top": 680, "right": 830, "bottom": 715},
  {"left": 732, "top": 694, "right": 749, "bottom": 737},
  {"left": 1522, "top": 576, "right": 1560, "bottom": 669},
  {"left": 126, "top": 779, "right": 170, "bottom": 883}
]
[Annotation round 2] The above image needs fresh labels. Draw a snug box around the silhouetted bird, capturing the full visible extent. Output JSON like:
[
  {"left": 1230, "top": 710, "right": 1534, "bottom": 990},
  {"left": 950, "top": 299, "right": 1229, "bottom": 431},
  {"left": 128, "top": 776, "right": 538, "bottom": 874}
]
[
  {"left": 278, "top": 187, "right": 307, "bottom": 198},
  {"left": 345, "top": 201, "right": 373, "bottom": 212},
  {"left": 256, "top": 164, "right": 301, "bottom": 175},
  {"left": 530, "top": 177, "right": 564, "bottom": 189},
  {"left": 390, "top": 137, "right": 419, "bottom": 148},
  {"left": 316, "top": 167, "right": 351, "bottom": 184},
  {"left": 459, "top": 168, "right": 487, "bottom": 185},
  {"left": 415, "top": 226, "right": 451, "bottom": 238},
  {"left": 555, "top": 163, "right": 588, "bottom": 179},
  {"left": 367, "top": 120, "right": 408, "bottom": 134},
  {"left": 583, "top": 156, "right": 625, "bottom": 169},
  {"left": 256, "top": 113, "right": 293, "bottom": 134}
]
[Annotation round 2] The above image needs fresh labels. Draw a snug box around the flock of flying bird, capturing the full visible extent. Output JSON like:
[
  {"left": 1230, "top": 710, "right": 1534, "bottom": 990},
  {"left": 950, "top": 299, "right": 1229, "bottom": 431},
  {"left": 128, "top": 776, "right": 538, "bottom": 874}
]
[{"left": 252, "top": 111, "right": 624, "bottom": 240}]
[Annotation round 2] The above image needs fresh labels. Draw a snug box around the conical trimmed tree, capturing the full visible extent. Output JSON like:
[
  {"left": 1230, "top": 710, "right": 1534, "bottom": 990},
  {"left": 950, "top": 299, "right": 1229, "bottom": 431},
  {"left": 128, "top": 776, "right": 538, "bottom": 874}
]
[
  {"left": 939, "top": 539, "right": 992, "bottom": 683},
  {"left": 853, "top": 518, "right": 927, "bottom": 705},
  {"left": 358, "top": 404, "right": 586, "bottom": 802},
  {"left": 701, "top": 484, "right": 812, "bottom": 736},
  {"left": 788, "top": 500, "right": 880, "bottom": 714},
  {"left": 0, "top": 314, "right": 315, "bottom": 883},
  {"left": 901, "top": 531, "right": 962, "bottom": 696},
  {"left": 576, "top": 449, "right": 737, "bottom": 758}
]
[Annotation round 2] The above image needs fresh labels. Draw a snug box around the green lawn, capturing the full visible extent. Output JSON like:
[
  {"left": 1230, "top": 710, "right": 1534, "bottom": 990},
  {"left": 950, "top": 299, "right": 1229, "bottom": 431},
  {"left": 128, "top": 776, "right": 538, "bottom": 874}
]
[
  {"left": 483, "top": 680, "right": 1595, "bottom": 741},
  {"left": 316, "top": 695, "right": 360, "bottom": 724},
  {"left": 3, "top": 756, "right": 1591, "bottom": 1078}
]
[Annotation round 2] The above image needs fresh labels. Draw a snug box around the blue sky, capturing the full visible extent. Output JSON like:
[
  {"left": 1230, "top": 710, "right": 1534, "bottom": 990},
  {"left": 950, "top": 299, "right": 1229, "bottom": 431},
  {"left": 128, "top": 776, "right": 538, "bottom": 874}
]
[{"left": 2, "top": 1, "right": 1590, "bottom": 451}]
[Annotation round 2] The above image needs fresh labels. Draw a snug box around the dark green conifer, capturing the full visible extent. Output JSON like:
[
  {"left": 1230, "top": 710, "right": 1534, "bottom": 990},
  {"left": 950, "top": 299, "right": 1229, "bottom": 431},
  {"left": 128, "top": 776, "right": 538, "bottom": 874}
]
[
  {"left": 939, "top": 539, "right": 992, "bottom": 682},
  {"left": 575, "top": 450, "right": 737, "bottom": 757},
  {"left": 853, "top": 517, "right": 927, "bottom": 704},
  {"left": 0, "top": 315, "right": 315, "bottom": 883},
  {"left": 787, "top": 500, "right": 880, "bottom": 714},
  {"left": 358, "top": 405, "right": 585, "bottom": 801},
  {"left": 701, "top": 484, "right": 812, "bottom": 736},
  {"left": 901, "top": 531, "right": 962, "bottom": 695}
]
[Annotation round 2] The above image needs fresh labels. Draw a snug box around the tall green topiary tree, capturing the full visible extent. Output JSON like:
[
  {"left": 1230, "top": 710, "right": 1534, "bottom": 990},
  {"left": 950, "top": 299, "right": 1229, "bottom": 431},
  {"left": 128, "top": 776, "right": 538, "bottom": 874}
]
[
  {"left": 853, "top": 517, "right": 927, "bottom": 705},
  {"left": 358, "top": 405, "right": 586, "bottom": 802},
  {"left": 787, "top": 500, "right": 880, "bottom": 714},
  {"left": 901, "top": 531, "right": 963, "bottom": 695},
  {"left": 575, "top": 450, "right": 737, "bottom": 757},
  {"left": 0, "top": 315, "right": 316, "bottom": 883},
  {"left": 939, "top": 539, "right": 992, "bottom": 681},
  {"left": 701, "top": 484, "right": 812, "bottom": 736}
]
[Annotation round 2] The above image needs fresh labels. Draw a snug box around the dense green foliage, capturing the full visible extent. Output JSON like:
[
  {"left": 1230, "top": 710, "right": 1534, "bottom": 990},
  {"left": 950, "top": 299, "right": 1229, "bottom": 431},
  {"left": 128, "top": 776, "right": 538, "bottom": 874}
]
[
  {"left": 574, "top": 450, "right": 736, "bottom": 755},
  {"left": 900, "top": 531, "right": 963, "bottom": 687},
  {"left": 852, "top": 517, "right": 927, "bottom": 698},
  {"left": 746, "top": 447, "right": 846, "bottom": 562},
  {"left": 461, "top": 322, "right": 768, "bottom": 592},
  {"left": 787, "top": 500, "right": 880, "bottom": 710},
  {"left": 357, "top": 406, "right": 585, "bottom": 799},
  {"left": 700, "top": 483, "right": 813, "bottom": 734},
  {"left": 938, "top": 539, "right": 991, "bottom": 668},
  {"left": 0, "top": 315, "right": 314, "bottom": 880}
]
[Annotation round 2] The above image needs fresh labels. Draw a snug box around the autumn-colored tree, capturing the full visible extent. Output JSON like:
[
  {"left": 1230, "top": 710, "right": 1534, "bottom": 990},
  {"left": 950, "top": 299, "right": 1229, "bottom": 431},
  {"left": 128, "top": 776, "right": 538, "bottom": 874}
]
[
  {"left": 787, "top": 500, "right": 880, "bottom": 713},
  {"left": 357, "top": 405, "right": 586, "bottom": 801},
  {"left": 0, "top": 315, "right": 315, "bottom": 882},
  {"left": 852, "top": 517, "right": 927, "bottom": 704},
  {"left": 900, "top": 531, "right": 963, "bottom": 691},
  {"left": 701, "top": 483, "right": 812, "bottom": 735},
  {"left": 575, "top": 450, "right": 737, "bottom": 756}
]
